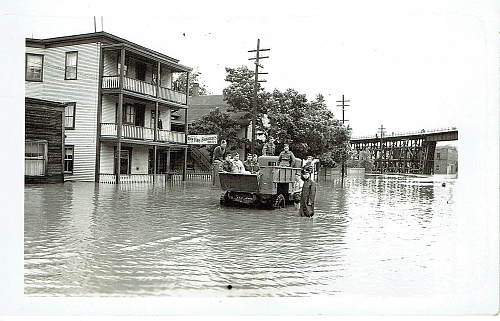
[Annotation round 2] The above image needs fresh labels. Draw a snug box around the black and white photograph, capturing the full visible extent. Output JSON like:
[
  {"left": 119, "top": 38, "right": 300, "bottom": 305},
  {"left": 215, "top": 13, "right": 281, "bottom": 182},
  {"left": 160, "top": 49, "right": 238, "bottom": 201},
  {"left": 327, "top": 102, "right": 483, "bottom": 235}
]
[{"left": 1, "top": 0, "right": 499, "bottom": 318}]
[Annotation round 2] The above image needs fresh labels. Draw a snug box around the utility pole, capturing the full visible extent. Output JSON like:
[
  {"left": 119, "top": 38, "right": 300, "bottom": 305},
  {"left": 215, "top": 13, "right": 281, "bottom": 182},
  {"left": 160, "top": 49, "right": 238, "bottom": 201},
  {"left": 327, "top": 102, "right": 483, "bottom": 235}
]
[
  {"left": 378, "top": 124, "right": 386, "bottom": 173},
  {"left": 248, "top": 39, "right": 269, "bottom": 156},
  {"left": 336, "top": 95, "right": 349, "bottom": 178}
]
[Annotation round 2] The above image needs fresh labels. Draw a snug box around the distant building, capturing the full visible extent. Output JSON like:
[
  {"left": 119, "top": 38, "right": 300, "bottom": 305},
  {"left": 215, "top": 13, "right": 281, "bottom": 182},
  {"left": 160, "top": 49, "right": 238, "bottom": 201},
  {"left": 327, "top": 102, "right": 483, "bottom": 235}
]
[
  {"left": 25, "top": 97, "right": 66, "bottom": 184},
  {"left": 434, "top": 145, "right": 458, "bottom": 174},
  {"left": 25, "top": 32, "right": 192, "bottom": 183}
]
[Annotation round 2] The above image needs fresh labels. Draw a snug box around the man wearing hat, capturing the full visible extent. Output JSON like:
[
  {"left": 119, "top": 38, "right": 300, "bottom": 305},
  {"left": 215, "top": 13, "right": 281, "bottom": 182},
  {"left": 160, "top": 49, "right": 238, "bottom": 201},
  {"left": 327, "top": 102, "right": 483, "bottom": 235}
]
[{"left": 299, "top": 167, "right": 317, "bottom": 217}]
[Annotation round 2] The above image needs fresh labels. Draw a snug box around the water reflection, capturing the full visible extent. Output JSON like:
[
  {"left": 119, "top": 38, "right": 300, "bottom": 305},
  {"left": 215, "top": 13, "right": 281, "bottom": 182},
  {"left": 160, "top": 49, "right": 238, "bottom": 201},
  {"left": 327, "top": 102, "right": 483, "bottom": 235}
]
[{"left": 24, "top": 175, "right": 457, "bottom": 297}]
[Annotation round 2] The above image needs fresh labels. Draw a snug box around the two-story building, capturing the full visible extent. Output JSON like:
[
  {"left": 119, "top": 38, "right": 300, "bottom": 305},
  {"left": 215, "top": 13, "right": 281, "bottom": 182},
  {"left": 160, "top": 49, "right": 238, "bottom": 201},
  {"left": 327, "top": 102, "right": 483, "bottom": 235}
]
[
  {"left": 434, "top": 145, "right": 458, "bottom": 175},
  {"left": 25, "top": 32, "right": 192, "bottom": 183}
]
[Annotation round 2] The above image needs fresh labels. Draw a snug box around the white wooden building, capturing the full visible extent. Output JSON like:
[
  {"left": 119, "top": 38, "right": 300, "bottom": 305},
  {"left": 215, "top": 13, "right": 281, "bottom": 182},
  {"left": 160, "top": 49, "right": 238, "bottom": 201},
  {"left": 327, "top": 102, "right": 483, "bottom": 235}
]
[{"left": 25, "top": 32, "right": 192, "bottom": 183}]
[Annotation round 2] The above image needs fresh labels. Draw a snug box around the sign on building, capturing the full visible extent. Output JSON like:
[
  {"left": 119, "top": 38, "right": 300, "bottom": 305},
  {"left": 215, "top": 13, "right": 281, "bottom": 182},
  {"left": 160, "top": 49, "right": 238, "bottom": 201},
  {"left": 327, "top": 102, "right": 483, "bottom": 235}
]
[{"left": 187, "top": 134, "right": 218, "bottom": 145}]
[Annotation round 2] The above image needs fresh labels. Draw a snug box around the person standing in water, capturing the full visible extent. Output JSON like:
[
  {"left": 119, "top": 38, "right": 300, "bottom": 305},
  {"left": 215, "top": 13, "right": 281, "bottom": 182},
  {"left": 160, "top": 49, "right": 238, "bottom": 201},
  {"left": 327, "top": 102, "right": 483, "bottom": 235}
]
[{"left": 299, "top": 168, "right": 316, "bottom": 217}]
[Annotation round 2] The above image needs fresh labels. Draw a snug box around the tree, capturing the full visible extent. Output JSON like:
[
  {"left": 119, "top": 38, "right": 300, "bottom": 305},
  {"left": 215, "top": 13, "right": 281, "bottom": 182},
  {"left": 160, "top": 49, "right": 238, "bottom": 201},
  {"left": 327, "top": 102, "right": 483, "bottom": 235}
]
[
  {"left": 346, "top": 149, "right": 374, "bottom": 171},
  {"left": 264, "top": 91, "right": 351, "bottom": 163},
  {"left": 188, "top": 107, "right": 246, "bottom": 152},
  {"left": 222, "top": 65, "right": 352, "bottom": 166},
  {"left": 172, "top": 67, "right": 210, "bottom": 96},
  {"left": 222, "top": 66, "right": 271, "bottom": 128}
]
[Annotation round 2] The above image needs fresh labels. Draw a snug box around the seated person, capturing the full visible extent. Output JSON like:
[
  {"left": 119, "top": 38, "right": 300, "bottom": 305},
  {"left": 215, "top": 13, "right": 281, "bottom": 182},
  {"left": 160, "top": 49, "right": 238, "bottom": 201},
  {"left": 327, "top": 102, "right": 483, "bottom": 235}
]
[
  {"left": 231, "top": 153, "right": 250, "bottom": 174},
  {"left": 251, "top": 154, "right": 260, "bottom": 173},
  {"left": 278, "top": 144, "right": 296, "bottom": 167},
  {"left": 221, "top": 154, "right": 234, "bottom": 172},
  {"left": 243, "top": 154, "right": 254, "bottom": 172}
]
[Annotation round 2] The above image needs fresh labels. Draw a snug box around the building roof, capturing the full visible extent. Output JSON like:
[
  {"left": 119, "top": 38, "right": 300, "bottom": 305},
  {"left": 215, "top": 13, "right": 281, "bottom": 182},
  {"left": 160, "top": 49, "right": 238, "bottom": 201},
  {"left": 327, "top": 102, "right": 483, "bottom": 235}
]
[
  {"left": 25, "top": 97, "right": 67, "bottom": 109},
  {"left": 183, "top": 95, "right": 250, "bottom": 126},
  {"left": 26, "top": 31, "right": 191, "bottom": 72}
]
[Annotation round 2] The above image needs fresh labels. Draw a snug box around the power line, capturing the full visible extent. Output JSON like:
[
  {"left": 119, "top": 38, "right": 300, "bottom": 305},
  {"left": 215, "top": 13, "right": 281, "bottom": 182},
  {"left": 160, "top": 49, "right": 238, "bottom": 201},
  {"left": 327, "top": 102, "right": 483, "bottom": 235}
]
[
  {"left": 248, "top": 39, "right": 270, "bottom": 155},
  {"left": 336, "top": 94, "right": 350, "bottom": 124}
]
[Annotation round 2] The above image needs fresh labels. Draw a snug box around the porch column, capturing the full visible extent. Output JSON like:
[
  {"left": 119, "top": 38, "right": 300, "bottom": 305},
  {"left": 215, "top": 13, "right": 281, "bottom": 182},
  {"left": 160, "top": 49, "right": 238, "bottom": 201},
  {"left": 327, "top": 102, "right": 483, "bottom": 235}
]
[
  {"left": 115, "top": 47, "right": 125, "bottom": 184},
  {"left": 154, "top": 101, "right": 159, "bottom": 141},
  {"left": 182, "top": 72, "right": 190, "bottom": 181},
  {"left": 166, "top": 147, "right": 171, "bottom": 175},
  {"left": 183, "top": 147, "right": 188, "bottom": 181},
  {"left": 154, "top": 62, "right": 160, "bottom": 142},
  {"left": 95, "top": 46, "right": 105, "bottom": 183},
  {"left": 153, "top": 145, "right": 158, "bottom": 182}
]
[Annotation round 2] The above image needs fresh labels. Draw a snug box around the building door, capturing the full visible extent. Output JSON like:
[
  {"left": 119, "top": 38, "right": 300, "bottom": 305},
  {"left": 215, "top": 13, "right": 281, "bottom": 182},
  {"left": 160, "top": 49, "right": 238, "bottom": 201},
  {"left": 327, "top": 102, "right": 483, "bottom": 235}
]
[
  {"left": 158, "top": 151, "right": 168, "bottom": 173},
  {"left": 135, "top": 62, "right": 147, "bottom": 81},
  {"left": 134, "top": 104, "right": 145, "bottom": 127},
  {"left": 115, "top": 147, "right": 132, "bottom": 174}
]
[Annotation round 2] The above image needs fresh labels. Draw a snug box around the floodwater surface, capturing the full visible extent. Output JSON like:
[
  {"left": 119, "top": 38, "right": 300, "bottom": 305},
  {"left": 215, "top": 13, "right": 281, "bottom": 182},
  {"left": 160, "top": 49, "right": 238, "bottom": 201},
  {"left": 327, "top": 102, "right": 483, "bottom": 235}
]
[{"left": 24, "top": 175, "right": 461, "bottom": 298}]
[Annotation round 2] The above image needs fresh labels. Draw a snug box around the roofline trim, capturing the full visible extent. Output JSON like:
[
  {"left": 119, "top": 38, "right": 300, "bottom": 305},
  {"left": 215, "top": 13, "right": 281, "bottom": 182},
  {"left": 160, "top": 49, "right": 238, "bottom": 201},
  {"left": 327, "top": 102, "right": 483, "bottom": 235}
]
[{"left": 26, "top": 31, "right": 191, "bottom": 72}]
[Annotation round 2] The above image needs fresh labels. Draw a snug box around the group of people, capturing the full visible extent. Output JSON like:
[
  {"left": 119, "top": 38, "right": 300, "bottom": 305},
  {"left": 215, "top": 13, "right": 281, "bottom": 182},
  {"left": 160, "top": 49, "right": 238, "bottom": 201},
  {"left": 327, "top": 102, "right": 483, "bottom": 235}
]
[
  {"left": 221, "top": 152, "right": 260, "bottom": 174},
  {"left": 213, "top": 138, "right": 316, "bottom": 217},
  {"left": 212, "top": 140, "right": 260, "bottom": 174}
]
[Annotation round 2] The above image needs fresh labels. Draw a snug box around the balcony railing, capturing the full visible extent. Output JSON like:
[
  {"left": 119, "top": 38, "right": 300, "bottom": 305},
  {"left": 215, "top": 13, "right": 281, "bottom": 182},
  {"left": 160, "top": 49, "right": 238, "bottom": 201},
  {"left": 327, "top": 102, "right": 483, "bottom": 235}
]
[
  {"left": 101, "top": 123, "right": 185, "bottom": 144},
  {"left": 102, "top": 76, "right": 187, "bottom": 105}
]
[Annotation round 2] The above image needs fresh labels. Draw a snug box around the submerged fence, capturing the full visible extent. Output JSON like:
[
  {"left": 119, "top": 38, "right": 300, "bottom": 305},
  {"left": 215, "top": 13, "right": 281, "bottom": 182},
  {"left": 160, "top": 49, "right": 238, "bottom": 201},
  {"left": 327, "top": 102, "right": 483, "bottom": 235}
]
[
  {"left": 99, "top": 171, "right": 212, "bottom": 184},
  {"left": 99, "top": 168, "right": 366, "bottom": 185}
]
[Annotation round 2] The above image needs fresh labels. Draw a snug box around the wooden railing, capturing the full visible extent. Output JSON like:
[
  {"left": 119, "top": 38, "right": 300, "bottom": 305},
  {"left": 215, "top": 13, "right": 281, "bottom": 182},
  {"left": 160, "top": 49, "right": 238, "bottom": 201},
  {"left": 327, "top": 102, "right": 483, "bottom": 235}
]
[
  {"left": 189, "top": 146, "right": 212, "bottom": 171},
  {"left": 99, "top": 171, "right": 211, "bottom": 184},
  {"left": 102, "top": 76, "right": 187, "bottom": 105},
  {"left": 101, "top": 123, "right": 185, "bottom": 143}
]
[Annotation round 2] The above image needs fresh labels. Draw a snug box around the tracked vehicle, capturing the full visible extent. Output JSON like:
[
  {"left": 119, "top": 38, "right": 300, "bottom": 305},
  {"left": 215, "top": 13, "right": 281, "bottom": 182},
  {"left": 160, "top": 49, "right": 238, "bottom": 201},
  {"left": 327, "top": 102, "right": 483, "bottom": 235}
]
[{"left": 218, "top": 155, "right": 306, "bottom": 209}]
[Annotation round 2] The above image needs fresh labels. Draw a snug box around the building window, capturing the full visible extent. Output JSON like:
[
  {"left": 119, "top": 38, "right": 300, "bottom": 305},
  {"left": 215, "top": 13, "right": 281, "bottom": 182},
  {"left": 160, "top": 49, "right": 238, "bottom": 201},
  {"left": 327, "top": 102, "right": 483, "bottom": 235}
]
[
  {"left": 118, "top": 56, "right": 128, "bottom": 76},
  {"left": 436, "top": 152, "right": 441, "bottom": 160},
  {"left": 124, "top": 104, "right": 135, "bottom": 124},
  {"left": 65, "top": 51, "right": 78, "bottom": 80},
  {"left": 64, "top": 146, "right": 74, "bottom": 174},
  {"left": 65, "top": 103, "right": 76, "bottom": 129},
  {"left": 26, "top": 54, "right": 43, "bottom": 81},
  {"left": 25, "top": 140, "right": 47, "bottom": 176},
  {"left": 436, "top": 164, "right": 440, "bottom": 172}
]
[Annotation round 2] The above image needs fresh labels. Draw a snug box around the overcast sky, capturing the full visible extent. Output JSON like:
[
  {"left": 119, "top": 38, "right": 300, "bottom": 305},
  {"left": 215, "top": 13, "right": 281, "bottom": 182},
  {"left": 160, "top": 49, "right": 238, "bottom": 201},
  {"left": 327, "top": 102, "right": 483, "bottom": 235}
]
[{"left": 6, "top": 0, "right": 497, "bottom": 139}]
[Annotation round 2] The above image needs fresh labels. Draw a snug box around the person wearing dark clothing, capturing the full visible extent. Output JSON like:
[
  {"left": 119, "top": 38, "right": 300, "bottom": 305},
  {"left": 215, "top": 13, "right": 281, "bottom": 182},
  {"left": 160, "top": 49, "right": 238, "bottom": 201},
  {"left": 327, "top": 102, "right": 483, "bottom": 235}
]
[
  {"left": 243, "top": 154, "right": 253, "bottom": 172},
  {"left": 221, "top": 153, "right": 233, "bottom": 172},
  {"left": 262, "top": 137, "right": 276, "bottom": 156},
  {"left": 212, "top": 140, "right": 227, "bottom": 162},
  {"left": 278, "top": 144, "right": 296, "bottom": 167},
  {"left": 299, "top": 168, "right": 316, "bottom": 217},
  {"left": 243, "top": 154, "right": 260, "bottom": 173}
]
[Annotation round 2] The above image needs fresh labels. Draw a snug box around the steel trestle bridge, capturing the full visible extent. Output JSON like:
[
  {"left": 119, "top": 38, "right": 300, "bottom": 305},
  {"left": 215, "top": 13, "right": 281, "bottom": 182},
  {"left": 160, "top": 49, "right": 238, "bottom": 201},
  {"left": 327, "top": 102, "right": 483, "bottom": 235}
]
[{"left": 350, "top": 127, "right": 458, "bottom": 175}]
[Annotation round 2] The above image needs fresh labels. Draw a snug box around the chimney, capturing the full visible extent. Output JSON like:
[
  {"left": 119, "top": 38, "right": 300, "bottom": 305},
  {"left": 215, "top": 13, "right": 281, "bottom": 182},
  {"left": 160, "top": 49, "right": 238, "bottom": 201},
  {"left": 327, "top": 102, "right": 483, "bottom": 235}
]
[{"left": 192, "top": 82, "right": 200, "bottom": 96}]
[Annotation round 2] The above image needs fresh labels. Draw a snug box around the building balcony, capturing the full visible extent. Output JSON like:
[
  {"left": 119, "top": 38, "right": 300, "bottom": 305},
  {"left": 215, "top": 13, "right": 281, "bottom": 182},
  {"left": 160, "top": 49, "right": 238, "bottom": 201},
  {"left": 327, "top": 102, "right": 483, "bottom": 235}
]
[
  {"left": 101, "top": 123, "right": 186, "bottom": 144},
  {"left": 102, "top": 76, "right": 187, "bottom": 105}
]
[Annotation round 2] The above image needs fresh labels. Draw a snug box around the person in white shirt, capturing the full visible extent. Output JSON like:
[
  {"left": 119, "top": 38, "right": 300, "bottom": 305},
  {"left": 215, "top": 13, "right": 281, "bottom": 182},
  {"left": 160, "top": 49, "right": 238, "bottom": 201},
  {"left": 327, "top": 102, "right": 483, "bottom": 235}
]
[
  {"left": 292, "top": 172, "right": 304, "bottom": 210},
  {"left": 231, "top": 153, "right": 250, "bottom": 174}
]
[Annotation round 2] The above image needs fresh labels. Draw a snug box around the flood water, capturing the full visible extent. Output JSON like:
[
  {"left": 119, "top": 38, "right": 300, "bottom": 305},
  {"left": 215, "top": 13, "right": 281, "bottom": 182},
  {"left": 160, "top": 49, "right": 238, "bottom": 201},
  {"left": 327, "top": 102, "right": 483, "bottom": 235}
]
[{"left": 23, "top": 174, "right": 467, "bottom": 300}]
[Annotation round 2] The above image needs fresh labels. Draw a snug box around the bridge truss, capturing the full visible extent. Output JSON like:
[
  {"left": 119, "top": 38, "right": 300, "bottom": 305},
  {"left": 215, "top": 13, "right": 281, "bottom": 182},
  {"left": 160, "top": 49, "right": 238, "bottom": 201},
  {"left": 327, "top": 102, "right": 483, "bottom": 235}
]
[
  {"left": 350, "top": 128, "right": 458, "bottom": 175},
  {"left": 351, "top": 137, "right": 436, "bottom": 174}
]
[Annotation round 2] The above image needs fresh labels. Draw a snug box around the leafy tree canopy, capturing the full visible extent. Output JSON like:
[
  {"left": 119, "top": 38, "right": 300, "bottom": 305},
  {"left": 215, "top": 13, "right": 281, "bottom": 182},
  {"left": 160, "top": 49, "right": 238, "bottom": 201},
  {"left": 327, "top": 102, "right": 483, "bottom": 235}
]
[
  {"left": 172, "top": 67, "right": 211, "bottom": 96},
  {"left": 188, "top": 107, "right": 246, "bottom": 151},
  {"left": 189, "top": 65, "right": 352, "bottom": 166},
  {"left": 222, "top": 65, "right": 352, "bottom": 165}
]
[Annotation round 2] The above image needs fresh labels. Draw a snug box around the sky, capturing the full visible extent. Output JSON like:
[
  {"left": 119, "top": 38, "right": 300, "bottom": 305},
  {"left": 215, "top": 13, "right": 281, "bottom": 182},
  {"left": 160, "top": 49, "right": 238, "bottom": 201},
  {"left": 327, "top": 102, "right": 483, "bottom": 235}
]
[{"left": 3, "top": 0, "right": 498, "bottom": 138}]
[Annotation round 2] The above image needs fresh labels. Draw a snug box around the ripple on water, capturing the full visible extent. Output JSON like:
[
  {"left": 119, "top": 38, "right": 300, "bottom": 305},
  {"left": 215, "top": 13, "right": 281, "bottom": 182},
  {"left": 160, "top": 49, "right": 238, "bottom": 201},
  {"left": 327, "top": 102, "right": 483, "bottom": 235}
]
[{"left": 24, "top": 177, "right": 458, "bottom": 297}]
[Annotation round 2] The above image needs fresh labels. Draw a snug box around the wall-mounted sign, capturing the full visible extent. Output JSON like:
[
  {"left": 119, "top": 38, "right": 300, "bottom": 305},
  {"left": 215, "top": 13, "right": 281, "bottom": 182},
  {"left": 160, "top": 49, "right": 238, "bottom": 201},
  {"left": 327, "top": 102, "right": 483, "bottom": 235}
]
[{"left": 187, "top": 134, "right": 218, "bottom": 145}]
